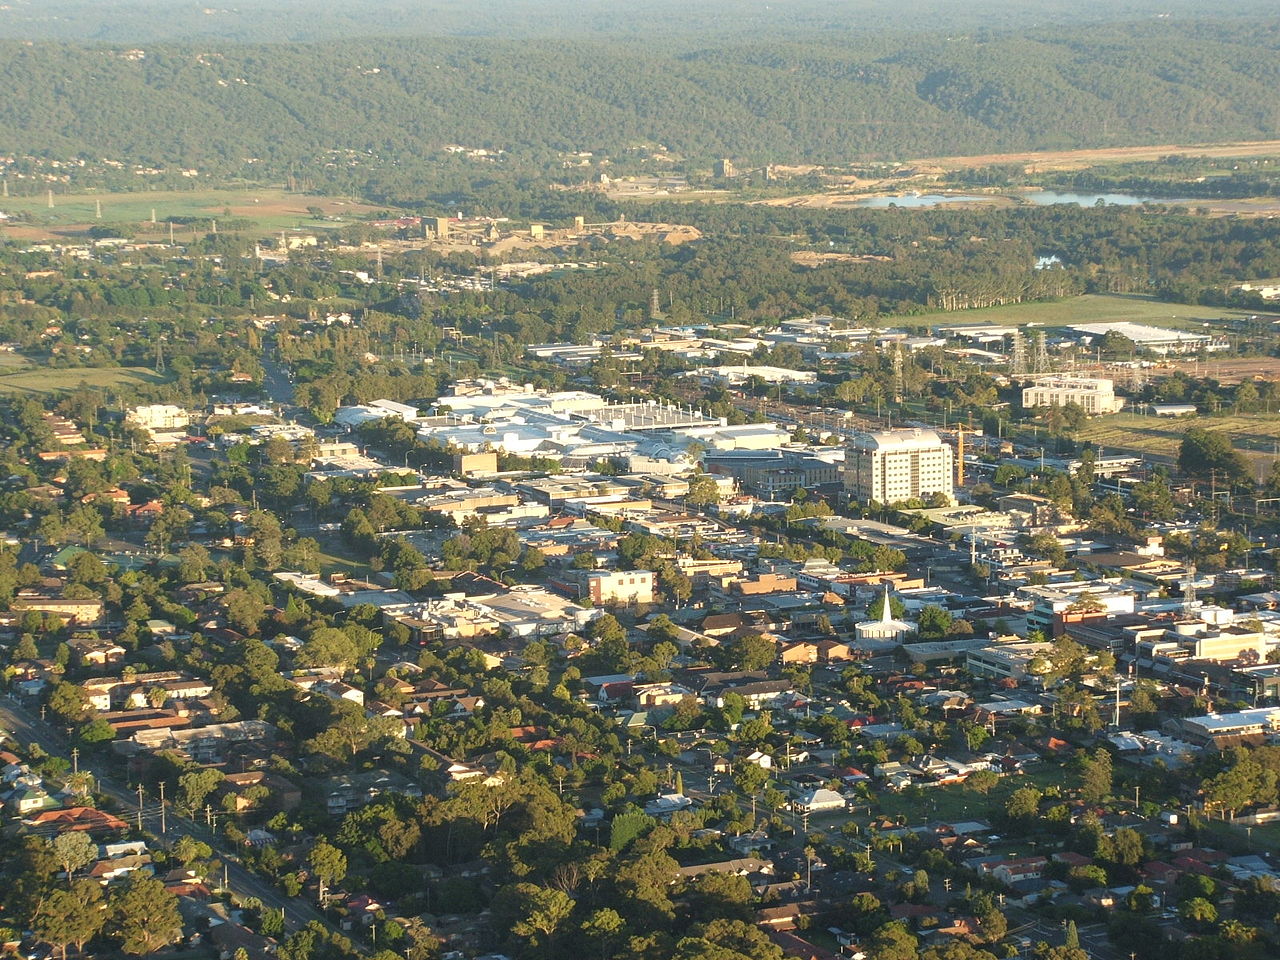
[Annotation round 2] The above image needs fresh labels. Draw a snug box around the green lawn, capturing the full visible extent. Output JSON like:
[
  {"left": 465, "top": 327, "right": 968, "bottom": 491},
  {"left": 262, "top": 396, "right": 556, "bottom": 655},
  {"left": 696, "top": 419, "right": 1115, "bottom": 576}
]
[
  {"left": 907, "top": 293, "right": 1257, "bottom": 331},
  {"left": 874, "top": 767, "right": 1065, "bottom": 825},
  {"left": 314, "top": 541, "right": 373, "bottom": 579},
  {"left": 1199, "top": 817, "right": 1280, "bottom": 856},
  {"left": 0, "top": 365, "right": 168, "bottom": 396}
]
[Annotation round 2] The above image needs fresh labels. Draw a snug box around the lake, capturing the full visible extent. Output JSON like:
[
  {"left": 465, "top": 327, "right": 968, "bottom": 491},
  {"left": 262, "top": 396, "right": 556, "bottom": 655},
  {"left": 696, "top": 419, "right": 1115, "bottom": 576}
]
[
  {"left": 851, "top": 190, "right": 1196, "bottom": 208},
  {"left": 1022, "top": 189, "right": 1195, "bottom": 206},
  {"left": 852, "top": 193, "right": 990, "bottom": 208}
]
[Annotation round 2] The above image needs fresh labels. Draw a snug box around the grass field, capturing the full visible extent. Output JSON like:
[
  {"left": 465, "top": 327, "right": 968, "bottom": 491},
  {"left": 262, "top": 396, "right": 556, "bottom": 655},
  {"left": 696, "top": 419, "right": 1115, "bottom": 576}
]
[
  {"left": 1077, "top": 411, "right": 1280, "bottom": 472},
  {"left": 0, "top": 354, "right": 31, "bottom": 371},
  {"left": 0, "top": 186, "right": 394, "bottom": 240},
  {"left": 873, "top": 768, "right": 1063, "bottom": 825},
  {"left": 0, "top": 365, "right": 168, "bottom": 396},
  {"left": 908, "top": 293, "right": 1258, "bottom": 331}
]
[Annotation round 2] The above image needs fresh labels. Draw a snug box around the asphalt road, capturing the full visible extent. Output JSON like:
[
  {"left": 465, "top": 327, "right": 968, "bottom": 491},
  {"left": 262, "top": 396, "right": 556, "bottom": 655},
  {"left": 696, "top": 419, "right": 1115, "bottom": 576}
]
[
  {"left": 261, "top": 356, "right": 295, "bottom": 409},
  {"left": 0, "top": 697, "right": 330, "bottom": 934}
]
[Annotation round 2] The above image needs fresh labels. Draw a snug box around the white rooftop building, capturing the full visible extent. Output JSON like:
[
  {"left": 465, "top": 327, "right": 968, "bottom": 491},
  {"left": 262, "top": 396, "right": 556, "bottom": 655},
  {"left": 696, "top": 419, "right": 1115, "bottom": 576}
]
[
  {"left": 333, "top": 405, "right": 404, "bottom": 429},
  {"left": 855, "top": 584, "right": 913, "bottom": 645},
  {"left": 126, "top": 404, "right": 190, "bottom": 434},
  {"left": 1069, "top": 321, "right": 1225, "bottom": 355},
  {"left": 844, "top": 428, "right": 954, "bottom": 506},
  {"left": 683, "top": 364, "right": 818, "bottom": 386}
]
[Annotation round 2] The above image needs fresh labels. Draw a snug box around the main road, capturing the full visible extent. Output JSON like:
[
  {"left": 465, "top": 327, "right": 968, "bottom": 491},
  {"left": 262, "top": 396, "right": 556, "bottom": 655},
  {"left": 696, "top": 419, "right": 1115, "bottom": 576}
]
[{"left": 0, "top": 697, "right": 330, "bottom": 934}]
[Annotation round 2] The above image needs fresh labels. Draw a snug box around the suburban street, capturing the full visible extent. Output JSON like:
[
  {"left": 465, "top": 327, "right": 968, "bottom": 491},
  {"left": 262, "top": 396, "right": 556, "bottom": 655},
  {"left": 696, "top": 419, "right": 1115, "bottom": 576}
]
[{"left": 0, "top": 698, "right": 330, "bottom": 934}]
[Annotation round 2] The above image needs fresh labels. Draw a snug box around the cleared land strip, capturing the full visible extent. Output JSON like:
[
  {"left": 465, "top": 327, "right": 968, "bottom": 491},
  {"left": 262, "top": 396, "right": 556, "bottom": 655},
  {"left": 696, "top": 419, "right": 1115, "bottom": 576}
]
[{"left": 916, "top": 139, "right": 1280, "bottom": 172}]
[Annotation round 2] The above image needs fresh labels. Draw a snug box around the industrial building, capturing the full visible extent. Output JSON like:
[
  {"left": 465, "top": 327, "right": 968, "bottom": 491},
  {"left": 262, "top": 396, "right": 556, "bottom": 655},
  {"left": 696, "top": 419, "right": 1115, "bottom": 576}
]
[{"left": 1022, "top": 376, "right": 1124, "bottom": 415}]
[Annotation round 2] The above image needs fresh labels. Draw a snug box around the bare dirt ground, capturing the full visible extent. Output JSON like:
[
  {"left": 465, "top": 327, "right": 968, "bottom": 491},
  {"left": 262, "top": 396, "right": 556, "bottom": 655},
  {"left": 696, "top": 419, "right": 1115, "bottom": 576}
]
[
  {"left": 759, "top": 191, "right": 1014, "bottom": 210},
  {"left": 789, "top": 251, "right": 893, "bottom": 267},
  {"left": 756, "top": 139, "right": 1280, "bottom": 211},
  {"left": 1183, "top": 356, "right": 1280, "bottom": 385}
]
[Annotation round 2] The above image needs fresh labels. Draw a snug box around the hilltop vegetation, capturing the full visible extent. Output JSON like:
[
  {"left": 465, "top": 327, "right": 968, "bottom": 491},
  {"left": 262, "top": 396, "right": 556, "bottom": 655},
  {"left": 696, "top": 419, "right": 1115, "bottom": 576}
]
[{"left": 0, "top": 19, "right": 1278, "bottom": 180}]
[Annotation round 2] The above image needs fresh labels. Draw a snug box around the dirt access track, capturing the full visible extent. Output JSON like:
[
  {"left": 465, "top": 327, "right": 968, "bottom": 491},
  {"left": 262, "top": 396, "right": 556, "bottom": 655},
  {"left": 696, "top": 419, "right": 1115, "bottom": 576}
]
[{"left": 915, "top": 139, "right": 1280, "bottom": 173}]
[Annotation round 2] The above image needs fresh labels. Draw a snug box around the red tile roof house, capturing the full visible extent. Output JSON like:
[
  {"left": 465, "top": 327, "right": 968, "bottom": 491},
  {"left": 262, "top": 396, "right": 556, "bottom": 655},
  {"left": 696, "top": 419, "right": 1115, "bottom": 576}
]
[
  {"left": 1171, "top": 855, "right": 1217, "bottom": 877},
  {"left": 765, "top": 929, "right": 840, "bottom": 960},
  {"left": 24, "top": 806, "right": 128, "bottom": 834},
  {"left": 1142, "top": 860, "right": 1182, "bottom": 885},
  {"left": 933, "top": 916, "right": 981, "bottom": 939}
]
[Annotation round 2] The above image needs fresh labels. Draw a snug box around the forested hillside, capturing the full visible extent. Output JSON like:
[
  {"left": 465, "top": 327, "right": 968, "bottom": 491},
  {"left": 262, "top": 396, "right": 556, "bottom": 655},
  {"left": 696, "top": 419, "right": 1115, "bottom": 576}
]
[{"left": 0, "top": 19, "right": 1277, "bottom": 175}]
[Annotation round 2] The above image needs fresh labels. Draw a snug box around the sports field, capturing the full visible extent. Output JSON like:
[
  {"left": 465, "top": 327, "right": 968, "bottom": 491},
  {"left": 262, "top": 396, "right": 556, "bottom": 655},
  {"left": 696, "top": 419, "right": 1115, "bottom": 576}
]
[
  {"left": 908, "top": 293, "right": 1258, "bottom": 331},
  {"left": 0, "top": 187, "right": 393, "bottom": 240}
]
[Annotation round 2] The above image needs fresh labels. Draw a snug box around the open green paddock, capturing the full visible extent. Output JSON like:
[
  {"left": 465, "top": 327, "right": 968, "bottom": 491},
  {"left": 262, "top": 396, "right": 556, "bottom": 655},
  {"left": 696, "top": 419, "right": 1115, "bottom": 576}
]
[
  {"left": 0, "top": 365, "right": 168, "bottom": 396},
  {"left": 0, "top": 186, "right": 395, "bottom": 238}
]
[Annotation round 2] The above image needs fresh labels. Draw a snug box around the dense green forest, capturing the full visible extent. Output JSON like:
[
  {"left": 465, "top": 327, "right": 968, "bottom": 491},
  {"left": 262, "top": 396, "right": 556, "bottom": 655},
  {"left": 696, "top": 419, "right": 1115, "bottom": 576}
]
[{"left": 0, "top": 18, "right": 1278, "bottom": 179}]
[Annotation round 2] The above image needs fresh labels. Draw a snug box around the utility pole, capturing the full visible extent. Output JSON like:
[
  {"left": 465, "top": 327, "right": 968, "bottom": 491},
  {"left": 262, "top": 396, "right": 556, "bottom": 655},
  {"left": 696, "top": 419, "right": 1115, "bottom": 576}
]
[
  {"left": 70, "top": 747, "right": 78, "bottom": 774},
  {"left": 136, "top": 785, "right": 145, "bottom": 832},
  {"left": 158, "top": 780, "right": 166, "bottom": 833}
]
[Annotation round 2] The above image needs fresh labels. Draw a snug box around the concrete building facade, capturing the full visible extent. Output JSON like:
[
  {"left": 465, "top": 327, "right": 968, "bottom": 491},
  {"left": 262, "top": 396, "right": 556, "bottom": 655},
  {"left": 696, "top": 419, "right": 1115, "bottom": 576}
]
[
  {"left": 844, "top": 428, "right": 954, "bottom": 506},
  {"left": 1022, "top": 377, "right": 1123, "bottom": 415}
]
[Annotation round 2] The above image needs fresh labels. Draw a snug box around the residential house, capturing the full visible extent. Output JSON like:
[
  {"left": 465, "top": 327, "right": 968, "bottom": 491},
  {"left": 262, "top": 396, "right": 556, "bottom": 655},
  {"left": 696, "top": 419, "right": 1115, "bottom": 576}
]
[
  {"left": 67, "top": 635, "right": 126, "bottom": 668},
  {"left": 780, "top": 641, "right": 819, "bottom": 665},
  {"left": 24, "top": 806, "right": 128, "bottom": 834},
  {"left": 313, "top": 680, "right": 365, "bottom": 706},
  {"left": 986, "top": 856, "right": 1048, "bottom": 886},
  {"left": 324, "top": 770, "right": 422, "bottom": 816},
  {"left": 88, "top": 854, "right": 154, "bottom": 883},
  {"left": 674, "top": 857, "right": 772, "bottom": 879},
  {"left": 217, "top": 771, "right": 302, "bottom": 812},
  {"left": 633, "top": 683, "right": 696, "bottom": 709},
  {"left": 706, "top": 678, "right": 794, "bottom": 711},
  {"left": 792, "top": 788, "right": 846, "bottom": 813},
  {"left": 644, "top": 793, "right": 693, "bottom": 817},
  {"left": 9, "top": 785, "right": 59, "bottom": 815}
]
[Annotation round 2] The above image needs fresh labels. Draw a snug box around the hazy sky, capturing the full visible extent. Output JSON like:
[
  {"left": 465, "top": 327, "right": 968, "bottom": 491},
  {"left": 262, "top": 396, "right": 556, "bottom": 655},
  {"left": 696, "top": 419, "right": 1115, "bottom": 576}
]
[{"left": 4, "top": 0, "right": 1273, "bottom": 43}]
